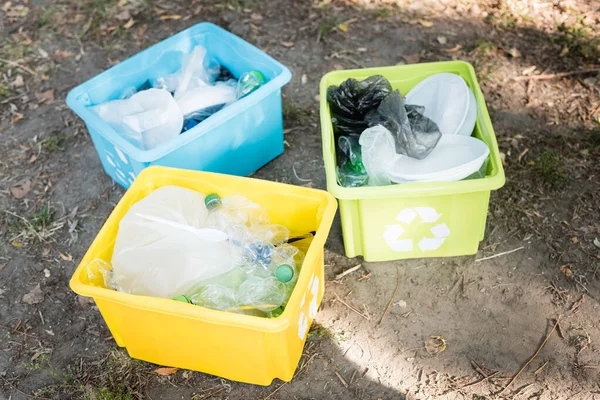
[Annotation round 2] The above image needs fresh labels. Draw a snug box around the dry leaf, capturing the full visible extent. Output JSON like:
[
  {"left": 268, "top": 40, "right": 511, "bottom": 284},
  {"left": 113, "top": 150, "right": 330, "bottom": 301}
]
[
  {"left": 402, "top": 54, "right": 421, "bottom": 64},
  {"left": 123, "top": 18, "right": 135, "bottom": 29},
  {"left": 36, "top": 89, "right": 55, "bottom": 104},
  {"left": 418, "top": 20, "right": 433, "bottom": 27},
  {"left": 560, "top": 265, "right": 573, "bottom": 278},
  {"left": 436, "top": 36, "right": 447, "bottom": 44},
  {"left": 594, "top": 238, "right": 600, "bottom": 249},
  {"left": 425, "top": 336, "right": 446, "bottom": 355},
  {"left": 522, "top": 66, "right": 537, "bottom": 75},
  {"left": 571, "top": 236, "right": 579, "bottom": 244},
  {"left": 337, "top": 22, "right": 348, "bottom": 32},
  {"left": 251, "top": 12, "right": 262, "bottom": 21},
  {"left": 508, "top": 47, "right": 521, "bottom": 58},
  {"left": 59, "top": 252, "right": 73, "bottom": 261},
  {"left": 12, "top": 241, "right": 23, "bottom": 248},
  {"left": 444, "top": 44, "right": 462, "bottom": 53},
  {"left": 559, "top": 46, "right": 569, "bottom": 57},
  {"left": 0, "top": 264, "right": 5, "bottom": 271},
  {"left": 159, "top": 15, "right": 181, "bottom": 20},
  {"left": 22, "top": 284, "right": 44, "bottom": 305},
  {"left": 54, "top": 49, "right": 75, "bottom": 63},
  {"left": 10, "top": 179, "right": 32, "bottom": 199},
  {"left": 12, "top": 112, "right": 24, "bottom": 124},
  {"left": 2, "top": 2, "right": 12, "bottom": 12},
  {"left": 281, "top": 41, "right": 295, "bottom": 48},
  {"left": 115, "top": 9, "right": 131, "bottom": 21},
  {"left": 153, "top": 367, "right": 178, "bottom": 376},
  {"left": 12, "top": 75, "right": 24, "bottom": 87}
]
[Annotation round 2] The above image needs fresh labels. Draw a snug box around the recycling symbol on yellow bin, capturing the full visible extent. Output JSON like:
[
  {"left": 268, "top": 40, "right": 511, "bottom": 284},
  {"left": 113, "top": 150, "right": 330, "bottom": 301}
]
[{"left": 383, "top": 207, "right": 451, "bottom": 252}]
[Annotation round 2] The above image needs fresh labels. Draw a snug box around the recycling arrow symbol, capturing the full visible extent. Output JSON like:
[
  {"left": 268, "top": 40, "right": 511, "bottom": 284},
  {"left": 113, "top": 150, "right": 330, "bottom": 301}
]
[{"left": 383, "top": 207, "right": 450, "bottom": 252}]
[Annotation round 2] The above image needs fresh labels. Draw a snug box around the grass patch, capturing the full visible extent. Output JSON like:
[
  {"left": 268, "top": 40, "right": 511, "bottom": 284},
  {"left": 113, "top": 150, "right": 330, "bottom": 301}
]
[
  {"left": 0, "top": 83, "right": 10, "bottom": 98},
  {"left": 557, "top": 21, "right": 600, "bottom": 60},
  {"left": 42, "top": 135, "right": 67, "bottom": 151},
  {"left": 372, "top": 7, "right": 393, "bottom": 19},
  {"left": 317, "top": 17, "right": 338, "bottom": 39},
  {"left": 84, "top": 386, "right": 135, "bottom": 400},
  {"left": 537, "top": 151, "right": 567, "bottom": 188},
  {"left": 36, "top": 7, "right": 57, "bottom": 27}
]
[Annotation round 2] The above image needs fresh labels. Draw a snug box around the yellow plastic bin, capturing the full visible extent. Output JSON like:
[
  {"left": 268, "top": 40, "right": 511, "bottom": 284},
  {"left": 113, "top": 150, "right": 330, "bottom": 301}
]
[
  {"left": 320, "top": 61, "right": 505, "bottom": 262},
  {"left": 69, "top": 166, "right": 337, "bottom": 385}
]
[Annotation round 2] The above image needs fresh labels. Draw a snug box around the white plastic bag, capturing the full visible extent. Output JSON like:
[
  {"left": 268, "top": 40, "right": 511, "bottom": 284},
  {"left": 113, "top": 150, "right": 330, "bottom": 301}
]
[
  {"left": 111, "top": 186, "right": 234, "bottom": 299},
  {"left": 91, "top": 88, "right": 183, "bottom": 150}
]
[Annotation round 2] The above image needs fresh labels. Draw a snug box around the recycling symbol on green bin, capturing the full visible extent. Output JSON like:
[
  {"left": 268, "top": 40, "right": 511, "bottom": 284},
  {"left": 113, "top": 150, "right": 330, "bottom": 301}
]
[{"left": 383, "top": 207, "right": 451, "bottom": 252}]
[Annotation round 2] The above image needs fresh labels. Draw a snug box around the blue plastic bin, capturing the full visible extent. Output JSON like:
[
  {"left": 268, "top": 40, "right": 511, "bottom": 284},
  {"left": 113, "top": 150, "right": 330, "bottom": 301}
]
[{"left": 66, "top": 23, "right": 292, "bottom": 188}]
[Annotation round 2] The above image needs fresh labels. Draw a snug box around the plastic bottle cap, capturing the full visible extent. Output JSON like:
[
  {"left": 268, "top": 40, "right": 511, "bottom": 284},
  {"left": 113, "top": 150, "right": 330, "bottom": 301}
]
[
  {"left": 173, "top": 295, "right": 190, "bottom": 303},
  {"left": 248, "top": 71, "right": 266, "bottom": 85},
  {"left": 275, "top": 264, "right": 294, "bottom": 283},
  {"left": 205, "top": 193, "right": 221, "bottom": 210}
]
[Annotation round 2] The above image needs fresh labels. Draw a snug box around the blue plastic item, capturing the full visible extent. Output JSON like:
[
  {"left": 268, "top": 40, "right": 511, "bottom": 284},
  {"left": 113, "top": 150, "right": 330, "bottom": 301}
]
[{"left": 66, "top": 23, "right": 292, "bottom": 188}]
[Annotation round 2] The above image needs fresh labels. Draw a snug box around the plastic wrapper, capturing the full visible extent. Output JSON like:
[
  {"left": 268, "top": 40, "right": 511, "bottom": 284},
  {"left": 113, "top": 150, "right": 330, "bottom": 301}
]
[
  {"left": 91, "top": 88, "right": 183, "bottom": 150},
  {"left": 86, "top": 258, "right": 115, "bottom": 290},
  {"left": 111, "top": 186, "right": 234, "bottom": 299},
  {"left": 365, "top": 90, "right": 442, "bottom": 160},
  {"left": 327, "top": 75, "right": 392, "bottom": 136},
  {"left": 336, "top": 134, "right": 369, "bottom": 187}
]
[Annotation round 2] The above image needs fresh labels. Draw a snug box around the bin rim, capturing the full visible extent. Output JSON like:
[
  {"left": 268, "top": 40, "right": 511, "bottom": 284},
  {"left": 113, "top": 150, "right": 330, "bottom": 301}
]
[
  {"left": 66, "top": 22, "right": 292, "bottom": 164},
  {"left": 69, "top": 166, "right": 337, "bottom": 334},
  {"left": 319, "top": 61, "right": 506, "bottom": 200}
]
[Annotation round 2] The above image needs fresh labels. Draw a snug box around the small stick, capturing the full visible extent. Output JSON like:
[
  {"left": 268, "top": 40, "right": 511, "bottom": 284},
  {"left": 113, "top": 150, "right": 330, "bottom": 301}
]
[
  {"left": 0, "top": 57, "right": 38, "bottom": 75},
  {"left": 512, "top": 68, "right": 600, "bottom": 81},
  {"left": 379, "top": 266, "right": 400, "bottom": 325},
  {"left": 471, "top": 360, "right": 489, "bottom": 378},
  {"left": 349, "top": 369, "right": 357, "bottom": 385},
  {"left": 497, "top": 318, "right": 560, "bottom": 395},
  {"left": 581, "top": 365, "right": 600, "bottom": 369},
  {"left": 534, "top": 361, "right": 549, "bottom": 375},
  {"left": 475, "top": 246, "right": 524, "bottom": 262},
  {"left": 264, "top": 382, "right": 287, "bottom": 400},
  {"left": 335, "top": 371, "right": 348, "bottom": 387},
  {"left": 195, "top": 387, "right": 224, "bottom": 400},
  {"left": 335, "top": 264, "right": 362, "bottom": 281},
  {"left": 459, "top": 371, "right": 498, "bottom": 389},
  {"left": 334, "top": 293, "right": 369, "bottom": 320}
]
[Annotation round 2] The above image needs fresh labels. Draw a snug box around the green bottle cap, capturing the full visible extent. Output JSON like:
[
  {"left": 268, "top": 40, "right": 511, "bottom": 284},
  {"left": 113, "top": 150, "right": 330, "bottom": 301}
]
[
  {"left": 173, "top": 295, "right": 190, "bottom": 303},
  {"left": 247, "top": 70, "right": 266, "bottom": 85},
  {"left": 275, "top": 264, "right": 294, "bottom": 283},
  {"left": 205, "top": 193, "right": 221, "bottom": 210}
]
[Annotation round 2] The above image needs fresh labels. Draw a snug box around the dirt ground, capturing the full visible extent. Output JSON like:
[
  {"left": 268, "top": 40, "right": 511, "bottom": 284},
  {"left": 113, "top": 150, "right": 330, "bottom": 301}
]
[{"left": 1, "top": 0, "right": 600, "bottom": 399}]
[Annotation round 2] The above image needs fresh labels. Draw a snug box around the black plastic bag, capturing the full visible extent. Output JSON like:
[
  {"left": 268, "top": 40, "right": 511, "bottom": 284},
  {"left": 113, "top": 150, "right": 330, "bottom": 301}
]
[
  {"left": 327, "top": 75, "right": 392, "bottom": 136},
  {"left": 365, "top": 90, "right": 441, "bottom": 160}
]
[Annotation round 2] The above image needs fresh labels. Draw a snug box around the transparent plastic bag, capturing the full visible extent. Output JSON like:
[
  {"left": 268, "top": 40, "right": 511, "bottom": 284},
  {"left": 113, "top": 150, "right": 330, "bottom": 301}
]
[
  {"left": 359, "top": 125, "right": 396, "bottom": 186},
  {"left": 111, "top": 186, "right": 234, "bottom": 299},
  {"left": 365, "top": 90, "right": 442, "bottom": 160}
]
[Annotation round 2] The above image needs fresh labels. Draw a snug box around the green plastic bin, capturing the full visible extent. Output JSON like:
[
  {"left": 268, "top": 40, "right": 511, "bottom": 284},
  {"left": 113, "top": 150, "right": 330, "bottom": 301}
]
[{"left": 320, "top": 61, "right": 505, "bottom": 262}]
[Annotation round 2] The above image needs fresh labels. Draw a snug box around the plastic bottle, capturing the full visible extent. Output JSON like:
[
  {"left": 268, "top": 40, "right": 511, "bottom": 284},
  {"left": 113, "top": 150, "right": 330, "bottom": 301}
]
[{"left": 236, "top": 71, "right": 266, "bottom": 98}]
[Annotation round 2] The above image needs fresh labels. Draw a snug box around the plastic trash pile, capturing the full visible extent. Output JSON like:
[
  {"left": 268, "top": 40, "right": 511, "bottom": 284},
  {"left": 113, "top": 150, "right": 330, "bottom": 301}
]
[
  {"left": 91, "top": 45, "right": 266, "bottom": 151},
  {"left": 87, "top": 186, "right": 311, "bottom": 318},
  {"left": 327, "top": 73, "right": 489, "bottom": 187}
]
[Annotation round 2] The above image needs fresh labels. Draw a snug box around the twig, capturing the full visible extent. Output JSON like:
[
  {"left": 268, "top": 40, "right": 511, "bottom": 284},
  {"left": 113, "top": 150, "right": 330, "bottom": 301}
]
[
  {"left": 334, "top": 293, "right": 369, "bottom": 320},
  {"left": 534, "top": 361, "right": 549, "bottom": 375},
  {"left": 194, "top": 387, "right": 224, "bottom": 400},
  {"left": 513, "top": 68, "right": 600, "bottom": 81},
  {"left": 379, "top": 266, "right": 400, "bottom": 325},
  {"left": 497, "top": 318, "right": 560, "bottom": 395},
  {"left": 569, "top": 295, "right": 585, "bottom": 313},
  {"left": 334, "top": 371, "right": 348, "bottom": 387},
  {"left": 335, "top": 264, "right": 362, "bottom": 281},
  {"left": 0, "top": 58, "right": 38, "bottom": 76},
  {"left": 264, "top": 382, "right": 287, "bottom": 400},
  {"left": 475, "top": 246, "right": 524, "bottom": 262},
  {"left": 459, "top": 371, "right": 498, "bottom": 389},
  {"left": 581, "top": 365, "right": 600, "bottom": 369}
]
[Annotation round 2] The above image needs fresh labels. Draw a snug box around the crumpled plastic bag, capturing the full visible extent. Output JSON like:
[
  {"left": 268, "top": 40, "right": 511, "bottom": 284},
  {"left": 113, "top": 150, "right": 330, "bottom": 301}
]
[
  {"left": 336, "top": 134, "right": 369, "bottom": 187},
  {"left": 359, "top": 125, "right": 397, "bottom": 186},
  {"left": 365, "top": 90, "right": 441, "bottom": 160},
  {"left": 327, "top": 75, "right": 392, "bottom": 136},
  {"left": 91, "top": 88, "right": 183, "bottom": 150},
  {"left": 111, "top": 186, "right": 234, "bottom": 299}
]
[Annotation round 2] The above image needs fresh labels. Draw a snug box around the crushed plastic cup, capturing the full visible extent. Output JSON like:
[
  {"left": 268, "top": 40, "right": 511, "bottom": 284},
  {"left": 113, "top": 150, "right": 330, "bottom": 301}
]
[
  {"left": 405, "top": 72, "right": 477, "bottom": 136},
  {"left": 91, "top": 88, "right": 183, "bottom": 150}
]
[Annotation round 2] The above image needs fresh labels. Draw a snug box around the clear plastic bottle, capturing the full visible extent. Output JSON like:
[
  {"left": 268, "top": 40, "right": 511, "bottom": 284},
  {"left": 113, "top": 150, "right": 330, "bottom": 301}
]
[{"left": 236, "top": 71, "right": 266, "bottom": 98}]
